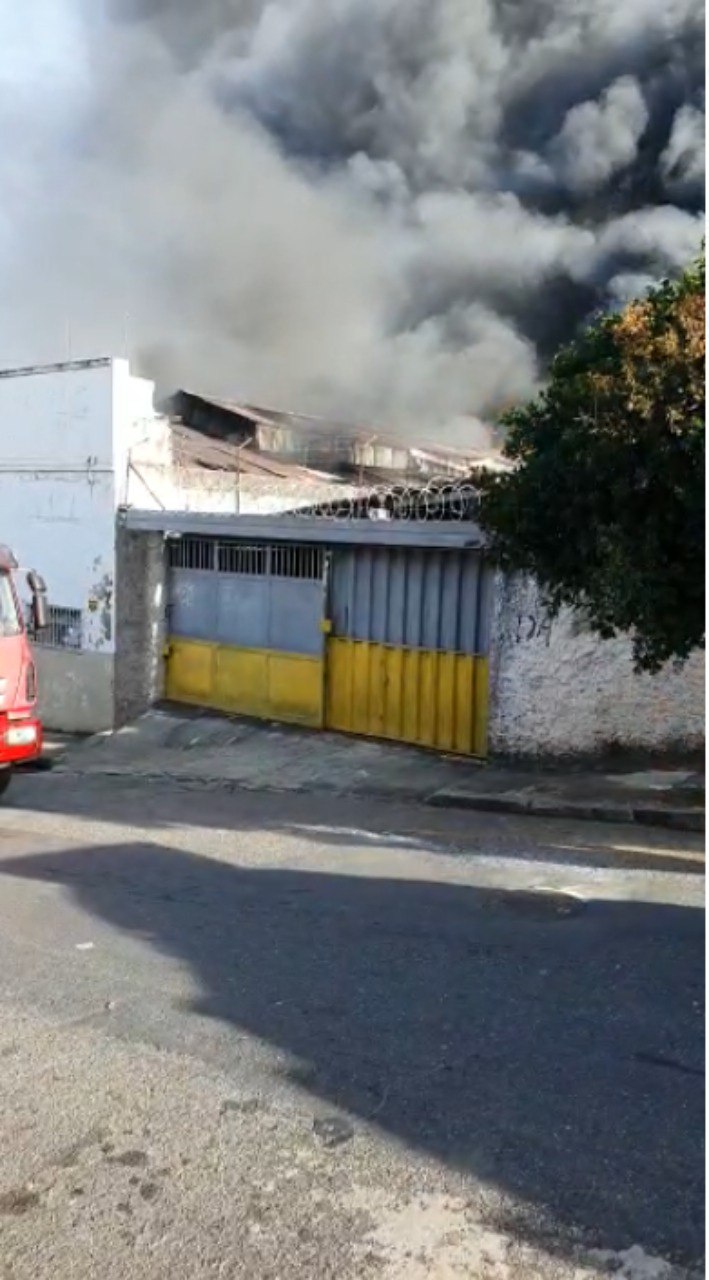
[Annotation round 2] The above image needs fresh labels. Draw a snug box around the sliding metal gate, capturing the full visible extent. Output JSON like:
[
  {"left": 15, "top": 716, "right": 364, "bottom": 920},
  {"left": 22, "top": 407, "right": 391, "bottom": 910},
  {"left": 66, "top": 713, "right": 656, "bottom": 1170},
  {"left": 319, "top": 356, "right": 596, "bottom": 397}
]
[
  {"left": 165, "top": 536, "right": 491, "bottom": 756},
  {"left": 325, "top": 545, "right": 491, "bottom": 755},
  {"left": 165, "top": 537, "right": 327, "bottom": 726}
]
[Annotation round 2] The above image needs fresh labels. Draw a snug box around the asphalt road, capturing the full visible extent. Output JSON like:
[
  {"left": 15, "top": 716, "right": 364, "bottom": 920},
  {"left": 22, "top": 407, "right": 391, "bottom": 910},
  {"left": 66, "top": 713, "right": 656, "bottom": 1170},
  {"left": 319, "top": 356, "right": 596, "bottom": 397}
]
[{"left": 0, "top": 771, "right": 703, "bottom": 1279}]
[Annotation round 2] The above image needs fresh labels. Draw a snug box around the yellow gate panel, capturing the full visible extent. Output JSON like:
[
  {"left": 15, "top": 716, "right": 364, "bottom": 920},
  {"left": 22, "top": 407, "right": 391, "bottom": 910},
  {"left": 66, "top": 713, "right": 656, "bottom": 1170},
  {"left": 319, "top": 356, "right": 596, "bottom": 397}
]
[
  {"left": 325, "top": 638, "right": 489, "bottom": 756},
  {"left": 434, "top": 650, "right": 457, "bottom": 752},
  {"left": 167, "top": 638, "right": 323, "bottom": 728},
  {"left": 323, "top": 638, "right": 350, "bottom": 735},
  {"left": 215, "top": 647, "right": 270, "bottom": 718},
  {"left": 418, "top": 650, "right": 438, "bottom": 749},
  {"left": 400, "top": 648, "right": 420, "bottom": 744},
  {"left": 166, "top": 637, "right": 216, "bottom": 704},
  {"left": 166, "top": 638, "right": 486, "bottom": 750},
  {"left": 351, "top": 642, "right": 372, "bottom": 736},
  {"left": 382, "top": 646, "right": 404, "bottom": 741},
  {"left": 472, "top": 656, "right": 490, "bottom": 758},
  {"left": 367, "top": 642, "right": 387, "bottom": 738},
  {"left": 267, "top": 653, "right": 324, "bottom": 727},
  {"left": 453, "top": 651, "right": 474, "bottom": 755}
]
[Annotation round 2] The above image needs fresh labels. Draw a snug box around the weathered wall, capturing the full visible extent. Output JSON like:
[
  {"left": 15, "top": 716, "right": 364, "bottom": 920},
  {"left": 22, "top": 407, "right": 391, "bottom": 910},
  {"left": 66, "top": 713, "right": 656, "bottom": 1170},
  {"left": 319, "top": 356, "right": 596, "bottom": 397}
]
[
  {"left": 0, "top": 359, "right": 117, "bottom": 645},
  {"left": 35, "top": 649, "right": 115, "bottom": 734},
  {"left": 114, "top": 527, "right": 166, "bottom": 726},
  {"left": 0, "top": 357, "right": 165, "bottom": 732},
  {"left": 488, "top": 574, "right": 705, "bottom": 758},
  {"left": 124, "top": 460, "right": 348, "bottom": 516}
]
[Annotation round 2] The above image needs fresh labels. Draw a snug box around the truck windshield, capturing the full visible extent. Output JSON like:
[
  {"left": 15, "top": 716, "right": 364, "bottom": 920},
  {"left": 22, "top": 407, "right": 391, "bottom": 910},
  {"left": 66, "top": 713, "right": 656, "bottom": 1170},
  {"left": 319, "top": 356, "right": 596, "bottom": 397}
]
[{"left": 0, "top": 572, "right": 21, "bottom": 638}]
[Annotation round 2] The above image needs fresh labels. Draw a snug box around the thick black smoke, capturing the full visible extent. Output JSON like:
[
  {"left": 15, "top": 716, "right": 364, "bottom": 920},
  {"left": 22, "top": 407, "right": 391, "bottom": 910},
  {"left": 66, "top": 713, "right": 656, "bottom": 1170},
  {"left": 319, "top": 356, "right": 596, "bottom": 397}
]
[{"left": 0, "top": 0, "right": 704, "bottom": 438}]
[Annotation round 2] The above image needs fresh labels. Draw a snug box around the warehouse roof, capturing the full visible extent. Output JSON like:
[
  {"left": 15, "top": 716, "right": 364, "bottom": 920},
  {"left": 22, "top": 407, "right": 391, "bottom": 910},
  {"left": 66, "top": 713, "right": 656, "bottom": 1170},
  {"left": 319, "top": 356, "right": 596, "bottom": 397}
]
[{"left": 164, "top": 389, "right": 505, "bottom": 478}]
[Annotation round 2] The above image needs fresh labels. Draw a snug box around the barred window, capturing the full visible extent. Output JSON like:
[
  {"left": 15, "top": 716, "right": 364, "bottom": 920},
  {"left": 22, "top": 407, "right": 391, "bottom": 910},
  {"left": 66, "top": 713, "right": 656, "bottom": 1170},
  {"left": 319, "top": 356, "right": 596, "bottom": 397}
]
[
  {"left": 34, "top": 606, "right": 83, "bottom": 650},
  {"left": 218, "top": 543, "right": 268, "bottom": 575},
  {"left": 167, "top": 537, "right": 215, "bottom": 571},
  {"left": 268, "top": 544, "right": 325, "bottom": 580},
  {"left": 168, "top": 537, "right": 325, "bottom": 580}
]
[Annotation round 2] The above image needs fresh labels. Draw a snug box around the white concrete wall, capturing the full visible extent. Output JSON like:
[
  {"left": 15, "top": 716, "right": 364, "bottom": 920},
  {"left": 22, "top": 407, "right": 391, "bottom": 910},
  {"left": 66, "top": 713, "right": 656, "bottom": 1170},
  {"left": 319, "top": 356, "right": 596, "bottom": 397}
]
[
  {"left": 0, "top": 357, "right": 164, "bottom": 731},
  {"left": 0, "top": 359, "right": 116, "bottom": 645},
  {"left": 488, "top": 573, "right": 705, "bottom": 758},
  {"left": 113, "top": 362, "right": 173, "bottom": 506},
  {"left": 35, "top": 649, "right": 115, "bottom": 735},
  {"left": 124, "top": 460, "right": 351, "bottom": 516}
]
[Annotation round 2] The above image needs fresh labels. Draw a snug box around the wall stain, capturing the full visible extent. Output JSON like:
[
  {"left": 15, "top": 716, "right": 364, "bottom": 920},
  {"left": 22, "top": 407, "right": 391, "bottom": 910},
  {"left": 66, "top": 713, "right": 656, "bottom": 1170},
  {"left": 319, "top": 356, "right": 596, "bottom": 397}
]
[{"left": 86, "top": 572, "right": 113, "bottom": 647}]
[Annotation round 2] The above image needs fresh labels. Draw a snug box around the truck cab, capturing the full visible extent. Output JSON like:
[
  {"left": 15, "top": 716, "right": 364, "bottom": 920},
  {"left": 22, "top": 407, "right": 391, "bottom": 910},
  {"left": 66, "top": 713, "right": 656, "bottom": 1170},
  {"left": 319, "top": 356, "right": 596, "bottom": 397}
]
[{"left": 0, "top": 545, "right": 47, "bottom": 796}]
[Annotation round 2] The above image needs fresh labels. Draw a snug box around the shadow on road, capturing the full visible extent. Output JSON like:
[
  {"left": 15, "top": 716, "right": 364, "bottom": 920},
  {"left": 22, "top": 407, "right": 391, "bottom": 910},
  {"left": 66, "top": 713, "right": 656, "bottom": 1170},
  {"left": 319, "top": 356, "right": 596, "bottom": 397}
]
[
  {"left": 8, "top": 773, "right": 706, "bottom": 876},
  {"left": 0, "top": 837, "right": 703, "bottom": 1263}
]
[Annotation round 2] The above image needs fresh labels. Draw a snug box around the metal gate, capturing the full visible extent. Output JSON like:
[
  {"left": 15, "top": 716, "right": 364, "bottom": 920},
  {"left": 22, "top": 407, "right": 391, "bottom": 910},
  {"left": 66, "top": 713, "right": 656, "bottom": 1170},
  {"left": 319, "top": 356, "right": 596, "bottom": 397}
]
[
  {"left": 325, "top": 546, "right": 491, "bottom": 755},
  {"left": 165, "top": 537, "right": 327, "bottom": 726}
]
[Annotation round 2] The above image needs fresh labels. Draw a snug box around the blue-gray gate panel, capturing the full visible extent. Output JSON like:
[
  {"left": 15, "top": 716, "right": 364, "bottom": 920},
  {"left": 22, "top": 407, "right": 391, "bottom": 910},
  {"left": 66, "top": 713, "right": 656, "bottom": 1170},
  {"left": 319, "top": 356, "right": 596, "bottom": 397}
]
[
  {"left": 420, "top": 553, "right": 443, "bottom": 649},
  {"left": 170, "top": 567, "right": 323, "bottom": 656},
  {"left": 384, "top": 549, "right": 407, "bottom": 647},
  {"left": 475, "top": 560, "right": 494, "bottom": 655},
  {"left": 216, "top": 577, "right": 269, "bottom": 649},
  {"left": 402, "top": 553, "right": 424, "bottom": 647},
  {"left": 329, "top": 546, "right": 489, "bottom": 655},
  {"left": 370, "top": 550, "right": 389, "bottom": 642},
  {"left": 169, "top": 570, "right": 218, "bottom": 641},
  {"left": 457, "top": 555, "right": 482, "bottom": 654},
  {"left": 170, "top": 544, "right": 487, "bottom": 657},
  {"left": 268, "top": 579, "right": 323, "bottom": 655},
  {"left": 440, "top": 554, "right": 463, "bottom": 650}
]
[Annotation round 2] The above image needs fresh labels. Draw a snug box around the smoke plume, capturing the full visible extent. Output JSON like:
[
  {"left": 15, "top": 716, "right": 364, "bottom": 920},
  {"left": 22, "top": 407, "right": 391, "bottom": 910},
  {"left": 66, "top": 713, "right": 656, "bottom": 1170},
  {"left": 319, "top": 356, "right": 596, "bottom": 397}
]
[{"left": 0, "top": 0, "right": 704, "bottom": 437}]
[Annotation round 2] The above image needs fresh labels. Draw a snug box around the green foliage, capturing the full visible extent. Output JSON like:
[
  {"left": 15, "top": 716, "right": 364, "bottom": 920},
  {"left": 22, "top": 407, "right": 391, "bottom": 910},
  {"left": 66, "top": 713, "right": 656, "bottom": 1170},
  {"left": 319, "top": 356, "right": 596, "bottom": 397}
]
[{"left": 478, "top": 251, "right": 705, "bottom": 671}]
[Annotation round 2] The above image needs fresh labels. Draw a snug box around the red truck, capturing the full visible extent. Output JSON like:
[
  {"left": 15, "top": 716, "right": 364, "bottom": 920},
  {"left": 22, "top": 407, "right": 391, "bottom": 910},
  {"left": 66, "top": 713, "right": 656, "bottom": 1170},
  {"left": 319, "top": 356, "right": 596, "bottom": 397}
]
[{"left": 0, "top": 545, "right": 48, "bottom": 797}]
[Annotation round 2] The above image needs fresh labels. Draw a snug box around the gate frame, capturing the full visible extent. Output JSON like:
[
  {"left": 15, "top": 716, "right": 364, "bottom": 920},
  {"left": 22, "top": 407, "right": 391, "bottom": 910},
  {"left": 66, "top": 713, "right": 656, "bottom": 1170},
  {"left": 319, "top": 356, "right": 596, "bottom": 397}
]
[
  {"left": 121, "top": 509, "right": 490, "bottom": 752},
  {"left": 121, "top": 510, "right": 486, "bottom": 552}
]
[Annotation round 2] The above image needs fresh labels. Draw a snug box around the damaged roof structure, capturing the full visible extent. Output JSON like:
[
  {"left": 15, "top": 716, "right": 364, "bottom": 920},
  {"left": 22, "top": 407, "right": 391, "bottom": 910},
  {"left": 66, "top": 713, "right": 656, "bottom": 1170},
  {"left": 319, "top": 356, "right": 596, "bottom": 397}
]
[{"left": 157, "top": 390, "right": 507, "bottom": 520}]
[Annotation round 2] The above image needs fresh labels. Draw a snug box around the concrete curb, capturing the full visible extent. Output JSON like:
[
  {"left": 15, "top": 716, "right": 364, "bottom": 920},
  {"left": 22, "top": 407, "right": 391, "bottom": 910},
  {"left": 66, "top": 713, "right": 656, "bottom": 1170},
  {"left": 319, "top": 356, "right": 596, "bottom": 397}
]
[
  {"left": 41, "top": 762, "right": 706, "bottom": 832},
  {"left": 425, "top": 788, "right": 706, "bottom": 833},
  {"left": 46, "top": 766, "right": 444, "bottom": 806}
]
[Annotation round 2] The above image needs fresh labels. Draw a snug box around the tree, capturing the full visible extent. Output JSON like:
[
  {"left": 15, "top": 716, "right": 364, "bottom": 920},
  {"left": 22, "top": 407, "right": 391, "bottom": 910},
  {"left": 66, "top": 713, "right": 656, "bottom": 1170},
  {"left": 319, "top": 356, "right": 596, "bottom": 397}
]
[{"left": 477, "top": 251, "right": 705, "bottom": 672}]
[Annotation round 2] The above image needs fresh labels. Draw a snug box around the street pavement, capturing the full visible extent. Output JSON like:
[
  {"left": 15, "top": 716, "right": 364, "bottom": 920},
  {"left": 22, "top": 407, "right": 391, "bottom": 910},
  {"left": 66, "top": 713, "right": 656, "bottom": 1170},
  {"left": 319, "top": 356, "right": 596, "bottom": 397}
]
[
  {"left": 0, "top": 771, "right": 704, "bottom": 1279},
  {"left": 45, "top": 707, "right": 705, "bottom": 832}
]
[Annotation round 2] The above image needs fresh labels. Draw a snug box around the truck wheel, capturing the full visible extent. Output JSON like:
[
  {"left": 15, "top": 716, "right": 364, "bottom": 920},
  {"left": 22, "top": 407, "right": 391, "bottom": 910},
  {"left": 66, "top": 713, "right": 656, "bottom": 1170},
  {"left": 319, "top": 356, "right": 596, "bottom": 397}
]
[{"left": 0, "top": 769, "right": 12, "bottom": 798}]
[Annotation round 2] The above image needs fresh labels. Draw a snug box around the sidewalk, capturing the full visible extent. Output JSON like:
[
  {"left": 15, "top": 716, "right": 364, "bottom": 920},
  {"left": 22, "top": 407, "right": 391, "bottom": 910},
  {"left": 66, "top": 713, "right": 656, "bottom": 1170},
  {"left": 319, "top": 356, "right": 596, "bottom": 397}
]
[{"left": 41, "top": 707, "right": 705, "bottom": 833}]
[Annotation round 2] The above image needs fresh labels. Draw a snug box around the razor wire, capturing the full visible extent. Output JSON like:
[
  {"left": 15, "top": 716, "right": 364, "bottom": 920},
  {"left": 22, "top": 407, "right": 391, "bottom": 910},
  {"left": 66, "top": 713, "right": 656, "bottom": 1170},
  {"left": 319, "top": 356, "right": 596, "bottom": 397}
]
[
  {"left": 290, "top": 476, "right": 482, "bottom": 521},
  {"left": 132, "top": 453, "right": 484, "bottom": 521}
]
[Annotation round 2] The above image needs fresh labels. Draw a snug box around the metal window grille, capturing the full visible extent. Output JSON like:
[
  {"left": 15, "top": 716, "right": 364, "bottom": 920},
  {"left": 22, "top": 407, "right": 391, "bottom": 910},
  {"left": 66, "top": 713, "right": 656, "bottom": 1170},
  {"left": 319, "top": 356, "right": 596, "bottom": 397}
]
[
  {"left": 168, "top": 536, "right": 324, "bottom": 581},
  {"left": 268, "top": 544, "right": 325, "bottom": 580},
  {"left": 167, "top": 537, "right": 215, "bottom": 570},
  {"left": 218, "top": 543, "right": 269, "bottom": 575},
  {"left": 34, "top": 605, "right": 83, "bottom": 650}
]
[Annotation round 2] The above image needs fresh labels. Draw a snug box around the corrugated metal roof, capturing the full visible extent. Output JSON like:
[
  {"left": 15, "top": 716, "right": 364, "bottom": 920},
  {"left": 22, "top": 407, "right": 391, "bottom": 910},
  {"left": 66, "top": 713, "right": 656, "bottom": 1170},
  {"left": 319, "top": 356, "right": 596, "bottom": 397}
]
[
  {"left": 170, "top": 422, "right": 469, "bottom": 491},
  {"left": 177, "top": 392, "right": 397, "bottom": 447},
  {"left": 166, "top": 389, "right": 503, "bottom": 470},
  {"left": 171, "top": 423, "right": 332, "bottom": 481}
]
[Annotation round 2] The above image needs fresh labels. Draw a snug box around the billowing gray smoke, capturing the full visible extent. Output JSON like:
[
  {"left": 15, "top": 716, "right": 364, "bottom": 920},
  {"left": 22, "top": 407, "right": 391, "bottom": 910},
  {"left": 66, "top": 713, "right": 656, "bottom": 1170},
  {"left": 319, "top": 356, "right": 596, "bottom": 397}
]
[{"left": 0, "top": 0, "right": 704, "bottom": 438}]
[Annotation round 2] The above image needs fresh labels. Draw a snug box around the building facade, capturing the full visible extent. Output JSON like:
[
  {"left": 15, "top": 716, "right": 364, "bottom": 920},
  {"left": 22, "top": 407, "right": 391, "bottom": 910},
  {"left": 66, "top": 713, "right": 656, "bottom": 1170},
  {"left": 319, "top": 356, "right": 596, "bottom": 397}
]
[
  {"left": 0, "top": 358, "right": 703, "bottom": 755},
  {"left": 0, "top": 358, "right": 165, "bottom": 731},
  {"left": 155, "top": 516, "right": 492, "bottom": 757}
]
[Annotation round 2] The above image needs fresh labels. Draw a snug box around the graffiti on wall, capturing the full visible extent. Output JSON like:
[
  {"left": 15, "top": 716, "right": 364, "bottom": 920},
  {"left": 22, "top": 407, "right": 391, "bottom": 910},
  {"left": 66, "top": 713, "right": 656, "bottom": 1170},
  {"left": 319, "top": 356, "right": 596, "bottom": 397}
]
[{"left": 514, "top": 612, "right": 553, "bottom": 646}]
